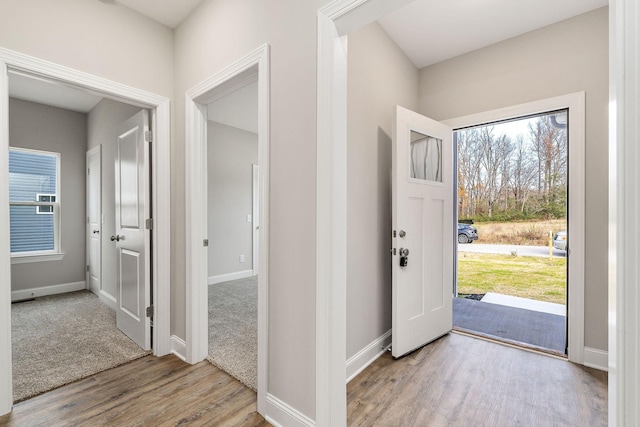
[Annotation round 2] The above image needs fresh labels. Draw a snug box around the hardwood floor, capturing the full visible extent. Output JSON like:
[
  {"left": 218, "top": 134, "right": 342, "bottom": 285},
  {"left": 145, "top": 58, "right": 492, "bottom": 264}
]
[
  {"left": 1, "top": 332, "right": 607, "bottom": 426},
  {"left": 348, "top": 332, "right": 608, "bottom": 427},
  {"left": 0, "top": 355, "right": 269, "bottom": 427}
]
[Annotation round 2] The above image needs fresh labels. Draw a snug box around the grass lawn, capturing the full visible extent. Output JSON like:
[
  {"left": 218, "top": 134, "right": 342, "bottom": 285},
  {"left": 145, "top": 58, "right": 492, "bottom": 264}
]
[{"left": 457, "top": 252, "right": 566, "bottom": 304}]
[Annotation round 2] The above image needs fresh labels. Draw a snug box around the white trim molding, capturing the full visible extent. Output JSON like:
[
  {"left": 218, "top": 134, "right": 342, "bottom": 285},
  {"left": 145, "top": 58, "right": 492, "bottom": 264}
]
[
  {"left": 11, "top": 281, "right": 86, "bottom": 302},
  {"left": 0, "top": 47, "right": 172, "bottom": 416},
  {"left": 584, "top": 347, "right": 608, "bottom": 372},
  {"left": 444, "top": 92, "right": 586, "bottom": 365},
  {"left": 185, "top": 43, "right": 270, "bottom": 416},
  {"left": 609, "top": 0, "right": 640, "bottom": 425},
  {"left": 207, "top": 270, "right": 254, "bottom": 285},
  {"left": 346, "top": 330, "right": 392, "bottom": 383},
  {"left": 170, "top": 335, "right": 187, "bottom": 362},
  {"left": 264, "top": 394, "right": 316, "bottom": 427}
]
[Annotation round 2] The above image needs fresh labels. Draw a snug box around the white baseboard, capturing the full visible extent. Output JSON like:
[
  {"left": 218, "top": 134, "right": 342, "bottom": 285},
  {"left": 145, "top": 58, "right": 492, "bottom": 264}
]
[
  {"left": 346, "top": 330, "right": 392, "bottom": 383},
  {"left": 11, "top": 281, "right": 86, "bottom": 302},
  {"left": 170, "top": 335, "right": 187, "bottom": 362},
  {"left": 264, "top": 393, "right": 315, "bottom": 427},
  {"left": 208, "top": 269, "right": 254, "bottom": 285},
  {"left": 583, "top": 347, "right": 608, "bottom": 372},
  {"left": 95, "top": 289, "right": 116, "bottom": 310}
]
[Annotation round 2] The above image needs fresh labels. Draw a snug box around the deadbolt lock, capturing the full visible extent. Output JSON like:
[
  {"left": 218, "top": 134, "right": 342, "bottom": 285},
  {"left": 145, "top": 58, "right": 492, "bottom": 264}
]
[{"left": 399, "top": 248, "right": 409, "bottom": 257}]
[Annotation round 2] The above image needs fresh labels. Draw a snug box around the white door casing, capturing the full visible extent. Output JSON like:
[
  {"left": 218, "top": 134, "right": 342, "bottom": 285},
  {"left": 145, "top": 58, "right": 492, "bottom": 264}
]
[
  {"left": 115, "top": 110, "right": 151, "bottom": 350},
  {"left": 392, "top": 105, "right": 454, "bottom": 358},
  {"left": 252, "top": 163, "right": 259, "bottom": 276},
  {"left": 444, "top": 92, "right": 585, "bottom": 364},
  {"left": 185, "top": 44, "right": 269, "bottom": 415},
  {"left": 87, "top": 146, "right": 102, "bottom": 297}
]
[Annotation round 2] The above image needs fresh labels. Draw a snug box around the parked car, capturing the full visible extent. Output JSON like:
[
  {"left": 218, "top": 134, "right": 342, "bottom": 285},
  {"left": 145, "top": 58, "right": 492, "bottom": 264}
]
[
  {"left": 553, "top": 231, "right": 567, "bottom": 251},
  {"left": 457, "top": 223, "right": 478, "bottom": 244}
]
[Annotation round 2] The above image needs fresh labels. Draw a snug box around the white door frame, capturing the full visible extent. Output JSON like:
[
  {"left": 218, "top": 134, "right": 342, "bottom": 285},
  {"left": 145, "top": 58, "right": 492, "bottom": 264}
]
[
  {"left": 444, "top": 93, "right": 586, "bottom": 364},
  {"left": 0, "top": 48, "right": 171, "bottom": 415},
  {"left": 86, "top": 145, "right": 103, "bottom": 301},
  {"left": 609, "top": 1, "right": 640, "bottom": 425},
  {"left": 185, "top": 44, "right": 269, "bottom": 413},
  {"left": 252, "top": 163, "right": 259, "bottom": 276},
  {"left": 317, "top": 0, "right": 630, "bottom": 425}
]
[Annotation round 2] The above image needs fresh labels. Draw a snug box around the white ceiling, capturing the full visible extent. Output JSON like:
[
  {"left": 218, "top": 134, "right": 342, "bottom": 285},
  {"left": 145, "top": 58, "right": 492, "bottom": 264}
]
[
  {"left": 8, "top": 0, "right": 609, "bottom": 113},
  {"left": 9, "top": 71, "right": 102, "bottom": 113},
  {"left": 378, "top": 0, "right": 609, "bottom": 68},
  {"left": 207, "top": 80, "right": 259, "bottom": 134},
  {"left": 110, "top": 0, "right": 608, "bottom": 67},
  {"left": 111, "top": 0, "right": 206, "bottom": 28}
]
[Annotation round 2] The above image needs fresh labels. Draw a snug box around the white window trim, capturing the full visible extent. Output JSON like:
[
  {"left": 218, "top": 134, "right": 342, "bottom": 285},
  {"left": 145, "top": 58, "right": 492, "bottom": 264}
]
[
  {"left": 9, "top": 147, "right": 62, "bottom": 258},
  {"left": 10, "top": 251, "right": 65, "bottom": 264}
]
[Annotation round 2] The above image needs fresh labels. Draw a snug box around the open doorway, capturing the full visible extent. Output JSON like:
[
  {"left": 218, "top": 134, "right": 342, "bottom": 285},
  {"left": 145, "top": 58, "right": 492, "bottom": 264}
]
[
  {"left": 0, "top": 50, "right": 171, "bottom": 411},
  {"left": 206, "top": 77, "right": 260, "bottom": 390},
  {"left": 318, "top": 0, "right": 602, "bottom": 422},
  {"left": 7, "top": 71, "right": 153, "bottom": 402},
  {"left": 453, "top": 110, "right": 569, "bottom": 356},
  {"left": 184, "top": 44, "right": 269, "bottom": 412}
]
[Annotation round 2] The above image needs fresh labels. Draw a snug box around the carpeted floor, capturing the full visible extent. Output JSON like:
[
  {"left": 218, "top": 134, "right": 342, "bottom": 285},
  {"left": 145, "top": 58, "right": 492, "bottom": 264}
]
[
  {"left": 208, "top": 276, "right": 258, "bottom": 391},
  {"left": 11, "top": 290, "right": 148, "bottom": 403},
  {"left": 453, "top": 297, "right": 566, "bottom": 354}
]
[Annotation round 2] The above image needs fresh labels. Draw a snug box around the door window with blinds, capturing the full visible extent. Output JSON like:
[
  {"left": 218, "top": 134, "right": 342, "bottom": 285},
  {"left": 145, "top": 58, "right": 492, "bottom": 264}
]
[{"left": 9, "top": 147, "right": 61, "bottom": 258}]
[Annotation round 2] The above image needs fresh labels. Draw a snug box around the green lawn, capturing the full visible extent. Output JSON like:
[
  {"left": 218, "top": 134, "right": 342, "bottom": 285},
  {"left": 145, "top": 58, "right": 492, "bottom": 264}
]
[{"left": 457, "top": 252, "right": 566, "bottom": 304}]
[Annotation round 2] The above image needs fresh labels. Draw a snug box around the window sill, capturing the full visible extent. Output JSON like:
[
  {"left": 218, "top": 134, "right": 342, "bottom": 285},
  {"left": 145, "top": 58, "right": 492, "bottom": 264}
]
[{"left": 11, "top": 252, "right": 65, "bottom": 264}]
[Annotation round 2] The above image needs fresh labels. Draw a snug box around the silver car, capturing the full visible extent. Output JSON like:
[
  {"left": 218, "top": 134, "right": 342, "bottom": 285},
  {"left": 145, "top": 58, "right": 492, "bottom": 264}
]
[{"left": 553, "top": 231, "right": 567, "bottom": 251}]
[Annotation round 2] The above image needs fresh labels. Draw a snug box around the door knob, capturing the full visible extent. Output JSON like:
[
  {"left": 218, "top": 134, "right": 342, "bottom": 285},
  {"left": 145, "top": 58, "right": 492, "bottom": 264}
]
[
  {"left": 92, "top": 230, "right": 100, "bottom": 234},
  {"left": 399, "top": 248, "right": 410, "bottom": 256},
  {"left": 110, "top": 235, "right": 124, "bottom": 242}
]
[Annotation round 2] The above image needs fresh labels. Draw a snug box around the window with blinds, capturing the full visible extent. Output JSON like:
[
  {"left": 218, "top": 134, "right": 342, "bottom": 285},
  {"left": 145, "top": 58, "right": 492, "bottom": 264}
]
[{"left": 9, "top": 148, "right": 60, "bottom": 255}]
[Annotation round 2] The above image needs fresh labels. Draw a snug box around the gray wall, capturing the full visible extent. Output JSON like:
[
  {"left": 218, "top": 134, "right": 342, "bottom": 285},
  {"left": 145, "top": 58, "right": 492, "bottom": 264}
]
[
  {"left": 417, "top": 7, "right": 609, "bottom": 351},
  {"left": 346, "top": 22, "right": 419, "bottom": 359},
  {"left": 9, "top": 98, "right": 87, "bottom": 291},
  {"left": 207, "top": 120, "right": 258, "bottom": 278},
  {"left": 87, "top": 99, "right": 143, "bottom": 303},
  {"left": 0, "top": 1, "right": 173, "bottom": 98}
]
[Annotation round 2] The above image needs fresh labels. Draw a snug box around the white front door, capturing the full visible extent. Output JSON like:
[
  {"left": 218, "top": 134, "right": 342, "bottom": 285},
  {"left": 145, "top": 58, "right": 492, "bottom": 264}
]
[
  {"left": 114, "top": 110, "right": 151, "bottom": 350},
  {"left": 392, "top": 105, "right": 454, "bottom": 358},
  {"left": 86, "top": 146, "right": 102, "bottom": 296}
]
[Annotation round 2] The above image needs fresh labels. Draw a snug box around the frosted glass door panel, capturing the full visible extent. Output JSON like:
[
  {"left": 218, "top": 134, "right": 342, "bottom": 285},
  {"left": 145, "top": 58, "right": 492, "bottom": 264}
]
[{"left": 410, "top": 130, "right": 442, "bottom": 182}]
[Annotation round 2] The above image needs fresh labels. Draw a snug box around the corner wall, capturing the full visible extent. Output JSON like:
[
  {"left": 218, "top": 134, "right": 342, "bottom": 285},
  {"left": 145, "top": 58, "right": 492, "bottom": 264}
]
[
  {"left": 418, "top": 7, "right": 609, "bottom": 351},
  {"left": 346, "top": 22, "right": 419, "bottom": 372}
]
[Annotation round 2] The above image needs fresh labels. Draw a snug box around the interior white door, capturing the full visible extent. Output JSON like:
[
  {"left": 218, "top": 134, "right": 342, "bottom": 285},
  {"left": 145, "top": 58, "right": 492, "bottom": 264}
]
[
  {"left": 114, "top": 110, "right": 151, "bottom": 350},
  {"left": 87, "top": 146, "right": 102, "bottom": 296},
  {"left": 392, "top": 105, "right": 454, "bottom": 358}
]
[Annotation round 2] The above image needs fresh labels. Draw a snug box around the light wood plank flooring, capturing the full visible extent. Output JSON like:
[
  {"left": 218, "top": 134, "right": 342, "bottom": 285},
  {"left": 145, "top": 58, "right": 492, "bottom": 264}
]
[
  {"left": 1, "top": 332, "right": 607, "bottom": 426},
  {"left": 348, "top": 332, "right": 607, "bottom": 426},
  {"left": 0, "top": 355, "right": 269, "bottom": 427}
]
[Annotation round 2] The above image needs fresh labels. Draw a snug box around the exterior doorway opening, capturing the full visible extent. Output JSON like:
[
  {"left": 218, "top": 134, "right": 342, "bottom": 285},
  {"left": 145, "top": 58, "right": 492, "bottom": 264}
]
[{"left": 453, "top": 110, "right": 569, "bottom": 356}]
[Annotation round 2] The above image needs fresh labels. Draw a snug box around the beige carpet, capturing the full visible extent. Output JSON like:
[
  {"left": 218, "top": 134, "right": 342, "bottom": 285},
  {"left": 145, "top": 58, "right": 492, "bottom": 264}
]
[
  {"left": 11, "top": 290, "right": 148, "bottom": 402},
  {"left": 208, "top": 276, "right": 258, "bottom": 391}
]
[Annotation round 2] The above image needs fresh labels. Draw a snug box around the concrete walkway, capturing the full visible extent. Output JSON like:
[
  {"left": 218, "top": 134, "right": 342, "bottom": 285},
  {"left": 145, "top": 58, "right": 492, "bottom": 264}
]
[
  {"left": 458, "top": 243, "right": 565, "bottom": 258},
  {"left": 480, "top": 292, "right": 566, "bottom": 316}
]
